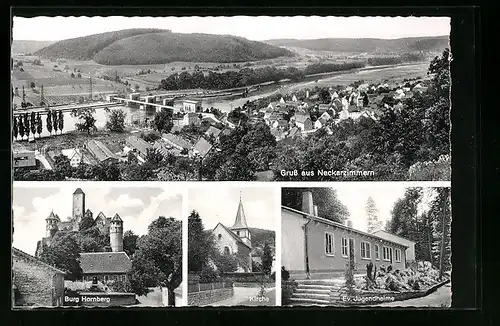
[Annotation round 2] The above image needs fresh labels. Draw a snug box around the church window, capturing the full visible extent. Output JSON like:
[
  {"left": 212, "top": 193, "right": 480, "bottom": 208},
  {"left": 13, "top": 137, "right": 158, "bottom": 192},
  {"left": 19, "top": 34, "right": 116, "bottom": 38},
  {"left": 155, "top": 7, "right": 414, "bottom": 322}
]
[
  {"left": 224, "top": 246, "right": 231, "bottom": 255},
  {"left": 218, "top": 234, "right": 222, "bottom": 240},
  {"left": 236, "top": 231, "right": 240, "bottom": 236}
]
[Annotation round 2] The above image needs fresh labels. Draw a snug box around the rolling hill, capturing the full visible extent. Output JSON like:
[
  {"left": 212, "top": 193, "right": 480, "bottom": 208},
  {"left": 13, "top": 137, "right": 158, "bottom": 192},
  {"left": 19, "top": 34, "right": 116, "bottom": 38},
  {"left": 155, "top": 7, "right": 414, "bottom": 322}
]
[
  {"left": 248, "top": 227, "right": 275, "bottom": 248},
  {"left": 34, "top": 29, "right": 294, "bottom": 65},
  {"left": 264, "top": 36, "right": 449, "bottom": 53},
  {"left": 11, "top": 40, "right": 55, "bottom": 55}
]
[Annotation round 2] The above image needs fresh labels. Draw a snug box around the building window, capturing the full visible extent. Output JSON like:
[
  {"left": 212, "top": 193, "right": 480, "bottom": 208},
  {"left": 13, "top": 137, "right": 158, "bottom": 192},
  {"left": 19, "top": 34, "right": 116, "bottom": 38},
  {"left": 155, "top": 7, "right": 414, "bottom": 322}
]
[
  {"left": 104, "top": 275, "right": 108, "bottom": 282},
  {"left": 218, "top": 234, "right": 222, "bottom": 240},
  {"left": 375, "top": 244, "right": 380, "bottom": 260},
  {"left": 236, "top": 231, "right": 240, "bottom": 236},
  {"left": 341, "top": 237, "right": 348, "bottom": 257},
  {"left": 121, "top": 275, "right": 125, "bottom": 282},
  {"left": 383, "top": 246, "right": 391, "bottom": 261},
  {"left": 224, "top": 246, "right": 231, "bottom": 255},
  {"left": 360, "top": 241, "right": 371, "bottom": 259},
  {"left": 395, "top": 248, "right": 402, "bottom": 262},
  {"left": 325, "top": 232, "right": 335, "bottom": 256}
]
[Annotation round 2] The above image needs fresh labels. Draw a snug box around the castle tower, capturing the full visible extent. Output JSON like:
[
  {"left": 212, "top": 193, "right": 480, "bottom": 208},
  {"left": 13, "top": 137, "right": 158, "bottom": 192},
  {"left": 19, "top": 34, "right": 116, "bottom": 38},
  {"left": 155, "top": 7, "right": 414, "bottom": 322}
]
[
  {"left": 72, "top": 188, "right": 86, "bottom": 222},
  {"left": 230, "top": 192, "right": 252, "bottom": 248},
  {"left": 46, "top": 210, "right": 60, "bottom": 238},
  {"left": 110, "top": 213, "right": 124, "bottom": 252}
]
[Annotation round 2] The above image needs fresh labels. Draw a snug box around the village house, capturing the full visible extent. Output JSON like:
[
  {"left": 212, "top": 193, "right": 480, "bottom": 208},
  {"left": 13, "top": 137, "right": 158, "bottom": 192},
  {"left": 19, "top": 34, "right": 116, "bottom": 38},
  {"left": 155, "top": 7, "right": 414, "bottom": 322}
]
[
  {"left": 272, "top": 119, "right": 289, "bottom": 130},
  {"left": 293, "top": 114, "right": 313, "bottom": 132},
  {"left": 79, "top": 251, "right": 132, "bottom": 284},
  {"left": 371, "top": 230, "right": 416, "bottom": 264},
  {"left": 12, "top": 247, "right": 65, "bottom": 307},
  {"left": 282, "top": 191, "right": 410, "bottom": 280},
  {"left": 161, "top": 133, "right": 193, "bottom": 152},
  {"left": 318, "top": 103, "right": 332, "bottom": 114},
  {"left": 86, "top": 140, "right": 118, "bottom": 164},
  {"left": 204, "top": 126, "right": 222, "bottom": 141},
  {"left": 180, "top": 99, "right": 200, "bottom": 113},
  {"left": 61, "top": 147, "right": 90, "bottom": 167},
  {"left": 126, "top": 135, "right": 153, "bottom": 160},
  {"left": 191, "top": 137, "right": 214, "bottom": 159},
  {"left": 314, "top": 118, "right": 329, "bottom": 129},
  {"left": 183, "top": 112, "right": 201, "bottom": 126}
]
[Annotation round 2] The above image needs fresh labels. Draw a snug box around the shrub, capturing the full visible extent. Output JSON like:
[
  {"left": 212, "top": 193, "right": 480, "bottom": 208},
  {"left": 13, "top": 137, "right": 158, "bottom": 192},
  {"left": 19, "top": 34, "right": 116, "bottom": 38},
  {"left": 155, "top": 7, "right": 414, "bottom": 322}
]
[
  {"left": 109, "top": 279, "right": 132, "bottom": 293},
  {"left": 199, "top": 266, "right": 219, "bottom": 283},
  {"left": 282, "top": 280, "right": 298, "bottom": 306},
  {"left": 281, "top": 266, "right": 290, "bottom": 281}
]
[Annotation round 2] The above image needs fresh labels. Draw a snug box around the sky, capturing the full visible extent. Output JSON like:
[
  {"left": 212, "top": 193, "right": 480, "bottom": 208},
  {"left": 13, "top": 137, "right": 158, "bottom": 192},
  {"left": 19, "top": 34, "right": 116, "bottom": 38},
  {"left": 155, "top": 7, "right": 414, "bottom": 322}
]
[
  {"left": 188, "top": 187, "right": 277, "bottom": 231},
  {"left": 12, "top": 16, "right": 451, "bottom": 42},
  {"left": 12, "top": 184, "right": 183, "bottom": 255},
  {"left": 334, "top": 185, "right": 440, "bottom": 232}
]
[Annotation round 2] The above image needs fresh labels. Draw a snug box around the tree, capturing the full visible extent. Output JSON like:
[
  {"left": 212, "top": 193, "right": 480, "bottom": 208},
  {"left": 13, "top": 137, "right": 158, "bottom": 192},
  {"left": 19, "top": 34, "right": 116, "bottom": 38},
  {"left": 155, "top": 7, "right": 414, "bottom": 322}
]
[
  {"left": 53, "top": 154, "right": 73, "bottom": 177},
  {"left": 212, "top": 252, "right": 239, "bottom": 273},
  {"left": 428, "top": 187, "right": 451, "bottom": 279},
  {"left": 105, "top": 109, "right": 127, "bottom": 133},
  {"left": 319, "top": 88, "right": 331, "bottom": 104},
  {"left": 127, "top": 151, "right": 138, "bottom": 165},
  {"left": 46, "top": 110, "right": 53, "bottom": 135},
  {"left": 123, "top": 230, "right": 139, "bottom": 257},
  {"left": 262, "top": 242, "right": 273, "bottom": 275},
  {"left": 366, "top": 197, "right": 383, "bottom": 233},
  {"left": 13, "top": 116, "right": 18, "bottom": 140},
  {"left": 39, "top": 231, "right": 82, "bottom": 280},
  {"left": 188, "top": 210, "right": 216, "bottom": 272},
  {"left": 71, "top": 108, "right": 97, "bottom": 134},
  {"left": 36, "top": 113, "right": 43, "bottom": 138},
  {"left": 134, "top": 84, "right": 140, "bottom": 91},
  {"left": 386, "top": 188, "right": 422, "bottom": 240},
  {"left": 30, "top": 81, "right": 35, "bottom": 88},
  {"left": 71, "top": 72, "right": 75, "bottom": 78},
  {"left": 58, "top": 110, "right": 64, "bottom": 134},
  {"left": 30, "top": 112, "right": 36, "bottom": 137},
  {"left": 18, "top": 117, "right": 25, "bottom": 140},
  {"left": 174, "top": 157, "right": 194, "bottom": 181},
  {"left": 79, "top": 215, "right": 95, "bottom": 231},
  {"left": 23, "top": 113, "right": 30, "bottom": 141},
  {"left": 130, "top": 217, "right": 182, "bottom": 306},
  {"left": 52, "top": 109, "right": 59, "bottom": 134},
  {"left": 152, "top": 110, "right": 173, "bottom": 134}
]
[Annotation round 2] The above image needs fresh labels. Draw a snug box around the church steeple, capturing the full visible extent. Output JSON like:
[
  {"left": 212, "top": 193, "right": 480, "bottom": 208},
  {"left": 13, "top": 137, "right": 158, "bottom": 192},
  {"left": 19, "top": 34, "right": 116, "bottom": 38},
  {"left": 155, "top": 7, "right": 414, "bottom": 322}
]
[
  {"left": 230, "top": 191, "right": 251, "bottom": 248},
  {"left": 232, "top": 192, "right": 248, "bottom": 229}
]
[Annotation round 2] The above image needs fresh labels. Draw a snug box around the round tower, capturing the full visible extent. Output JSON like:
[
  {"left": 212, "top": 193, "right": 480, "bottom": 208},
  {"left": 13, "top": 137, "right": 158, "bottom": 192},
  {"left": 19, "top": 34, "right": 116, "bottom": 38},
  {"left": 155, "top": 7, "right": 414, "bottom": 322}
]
[
  {"left": 110, "top": 213, "right": 123, "bottom": 252},
  {"left": 46, "top": 210, "right": 59, "bottom": 238}
]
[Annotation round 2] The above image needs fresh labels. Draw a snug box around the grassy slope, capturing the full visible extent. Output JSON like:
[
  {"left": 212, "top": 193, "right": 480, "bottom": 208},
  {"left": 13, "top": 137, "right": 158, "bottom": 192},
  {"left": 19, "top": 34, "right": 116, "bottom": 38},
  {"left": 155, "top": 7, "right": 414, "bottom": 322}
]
[
  {"left": 263, "top": 36, "right": 449, "bottom": 53},
  {"left": 248, "top": 227, "right": 275, "bottom": 248},
  {"left": 34, "top": 30, "right": 294, "bottom": 65},
  {"left": 34, "top": 29, "right": 165, "bottom": 61}
]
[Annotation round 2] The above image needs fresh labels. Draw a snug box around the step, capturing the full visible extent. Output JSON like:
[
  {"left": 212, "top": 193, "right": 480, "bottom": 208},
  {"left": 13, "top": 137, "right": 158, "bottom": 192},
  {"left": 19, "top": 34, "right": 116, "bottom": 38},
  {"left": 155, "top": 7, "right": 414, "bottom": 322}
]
[
  {"left": 289, "top": 297, "right": 330, "bottom": 305},
  {"left": 297, "top": 284, "right": 337, "bottom": 290},
  {"left": 295, "top": 279, "right": 344, "bottom": 286},
  {"left": 296, "top": 288, "right": 331, "bottom": 294},
  {"left": 292, "top": 293, "right": 330, "bottom": 300}
]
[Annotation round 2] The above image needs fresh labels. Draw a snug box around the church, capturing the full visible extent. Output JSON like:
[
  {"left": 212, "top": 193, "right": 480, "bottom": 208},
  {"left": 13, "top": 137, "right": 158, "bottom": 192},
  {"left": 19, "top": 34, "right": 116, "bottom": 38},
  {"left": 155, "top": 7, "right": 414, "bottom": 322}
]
[
  {"left": 35, "top": 188, "right": 132, "bottom": 284},
  {"left": 212, "top": 195, "right": 253, "bottom": 272}
]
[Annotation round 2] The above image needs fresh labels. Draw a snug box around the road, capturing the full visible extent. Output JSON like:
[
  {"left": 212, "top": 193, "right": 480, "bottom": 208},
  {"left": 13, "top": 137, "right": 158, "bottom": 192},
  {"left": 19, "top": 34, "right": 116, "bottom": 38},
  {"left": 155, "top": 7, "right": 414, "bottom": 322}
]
[
  {"left": 35, "top": 153, "right": 52, "bottom": 170},
  {"left": 209, "top": 287, "right": 276, "bottom": 307}
]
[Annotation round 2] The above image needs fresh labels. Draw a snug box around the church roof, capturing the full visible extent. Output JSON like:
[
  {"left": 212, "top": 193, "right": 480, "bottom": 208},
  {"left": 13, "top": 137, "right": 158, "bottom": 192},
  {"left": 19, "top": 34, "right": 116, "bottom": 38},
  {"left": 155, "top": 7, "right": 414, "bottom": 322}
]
[
  {"left": 79, "top": 252, "right": 132, "bottom": 274},
  {"left": 111, "top": 213, "right": 122, "bottom": 222},
  {"left": 214, "top": 223, "right": 251, "bottom": 250},
  {"left": 231, "top": 198, "right": 248, "bottom": 229},
  {"left": 73, "top": 188, "right": 84, "bottom": 195}
]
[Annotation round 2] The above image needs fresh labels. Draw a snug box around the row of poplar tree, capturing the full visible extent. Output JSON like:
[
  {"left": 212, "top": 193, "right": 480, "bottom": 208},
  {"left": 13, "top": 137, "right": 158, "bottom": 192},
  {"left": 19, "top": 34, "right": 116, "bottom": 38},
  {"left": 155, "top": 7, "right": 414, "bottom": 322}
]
[{"left": 12, "top": 110, "right": 64, "bottom": 140}]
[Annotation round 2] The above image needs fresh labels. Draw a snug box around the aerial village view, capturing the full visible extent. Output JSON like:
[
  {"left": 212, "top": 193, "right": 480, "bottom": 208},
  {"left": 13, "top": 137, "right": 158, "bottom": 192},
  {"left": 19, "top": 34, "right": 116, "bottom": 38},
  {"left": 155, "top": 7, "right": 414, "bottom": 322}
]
[{"left": 11, "top": 16, "right": 451, "bottom": 182}]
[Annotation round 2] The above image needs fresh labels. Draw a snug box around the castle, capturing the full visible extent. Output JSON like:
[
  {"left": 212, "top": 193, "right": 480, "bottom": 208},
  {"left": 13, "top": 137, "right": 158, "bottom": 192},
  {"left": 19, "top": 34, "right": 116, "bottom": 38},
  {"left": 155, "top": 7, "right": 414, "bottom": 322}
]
[{"left": 35, "top": 188, "right": 124, "bottom": 257}]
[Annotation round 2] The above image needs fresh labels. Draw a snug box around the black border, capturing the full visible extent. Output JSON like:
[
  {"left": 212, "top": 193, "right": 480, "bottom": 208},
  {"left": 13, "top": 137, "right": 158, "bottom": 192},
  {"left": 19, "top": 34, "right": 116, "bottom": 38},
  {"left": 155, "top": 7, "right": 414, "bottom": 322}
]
[{"left": 5, "top": 6, "right": 482, "bottom": 325}]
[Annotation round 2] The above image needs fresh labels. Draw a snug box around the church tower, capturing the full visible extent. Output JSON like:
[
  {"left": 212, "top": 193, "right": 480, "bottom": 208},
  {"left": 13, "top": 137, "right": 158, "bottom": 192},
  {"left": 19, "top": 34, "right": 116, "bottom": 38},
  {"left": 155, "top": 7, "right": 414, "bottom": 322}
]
[
  {"left": 46, "top": 210, "right": 60, "bottom": 238},
  {"left": 230, "top": 192, "right": 252, "bottom": 248},
  {"left": 110, "top": 213, "right": 124, "bottom": 252},
  {"left": 72, "top": 188, "right": 86, "bottom": 223}
]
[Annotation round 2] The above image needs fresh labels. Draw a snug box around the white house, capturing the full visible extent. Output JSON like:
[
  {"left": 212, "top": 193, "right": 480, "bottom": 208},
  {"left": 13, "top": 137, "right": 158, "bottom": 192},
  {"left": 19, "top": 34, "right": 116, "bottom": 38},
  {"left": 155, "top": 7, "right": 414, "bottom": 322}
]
[
  {"left": 292, "top": 94, "right": 298, "bottom": 102},
  {"left": 182, "top": 100, "right": 199, "bottom": 113},
  {"left": 61, "top": 148, "right": 83, "bottom": 167}
]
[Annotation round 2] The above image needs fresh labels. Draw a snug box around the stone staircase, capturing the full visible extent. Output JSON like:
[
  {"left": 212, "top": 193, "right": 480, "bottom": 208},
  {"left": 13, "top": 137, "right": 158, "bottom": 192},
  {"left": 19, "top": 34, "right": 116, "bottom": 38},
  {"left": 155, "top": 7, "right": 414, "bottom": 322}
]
[{"left": 290, "top": 279, "right": 343, "bottom": 306}]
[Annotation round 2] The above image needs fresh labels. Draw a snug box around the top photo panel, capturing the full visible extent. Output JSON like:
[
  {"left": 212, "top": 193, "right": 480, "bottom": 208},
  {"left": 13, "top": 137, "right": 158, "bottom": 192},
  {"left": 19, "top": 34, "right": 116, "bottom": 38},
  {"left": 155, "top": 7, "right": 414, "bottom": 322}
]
[{"left": 11, "top": 16, "right": 451, "bottom": 182}]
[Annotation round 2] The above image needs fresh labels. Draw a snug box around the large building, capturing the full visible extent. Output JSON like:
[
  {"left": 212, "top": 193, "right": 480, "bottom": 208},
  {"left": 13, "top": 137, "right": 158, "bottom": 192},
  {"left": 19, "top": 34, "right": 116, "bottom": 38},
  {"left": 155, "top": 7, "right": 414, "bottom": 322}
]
[
  {"left": 35, "top": 188, "right": 129, "bottom": 274},
  {"left": 212, "top": 195, "right": 253, "bottom": 272},
  {"left": 12, "top": 247, "right": 65, "bottom": 307},
  {"left": 282, "top": 191, "right": 410, "bottom": 280}
]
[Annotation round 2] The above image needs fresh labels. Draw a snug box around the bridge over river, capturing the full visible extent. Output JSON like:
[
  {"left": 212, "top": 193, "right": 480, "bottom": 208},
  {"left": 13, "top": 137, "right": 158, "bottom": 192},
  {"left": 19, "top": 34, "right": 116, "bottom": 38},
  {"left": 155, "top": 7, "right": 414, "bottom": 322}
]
[{"left": 12, "top": 101, "right": 124, "bottom": 117}]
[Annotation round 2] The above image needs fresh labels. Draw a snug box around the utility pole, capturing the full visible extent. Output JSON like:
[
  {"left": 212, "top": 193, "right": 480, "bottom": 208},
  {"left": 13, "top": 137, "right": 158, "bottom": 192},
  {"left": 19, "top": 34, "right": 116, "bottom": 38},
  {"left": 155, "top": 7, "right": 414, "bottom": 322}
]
[
  {"left": 22, "top": 85, "right": 26, "bottom": 106},
  {"left": 89, "top": 77, "right": 93, "bottom": 101},
  {"left": 40, "top": 84, "right": 45, "bottom": 106}
]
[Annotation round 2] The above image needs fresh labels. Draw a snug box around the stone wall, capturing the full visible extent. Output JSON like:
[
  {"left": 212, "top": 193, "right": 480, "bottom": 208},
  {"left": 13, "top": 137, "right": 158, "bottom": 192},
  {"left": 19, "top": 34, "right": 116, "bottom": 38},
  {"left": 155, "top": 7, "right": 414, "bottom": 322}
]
[
  {"left": 12, "top": 253, "right": 64, "bottom": 307},
  {"left": 187, "top": 288, "right": 234, "bottom": 306},
  {"left": 233, "top": 282, "right": 275, "bottom": 288}
]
